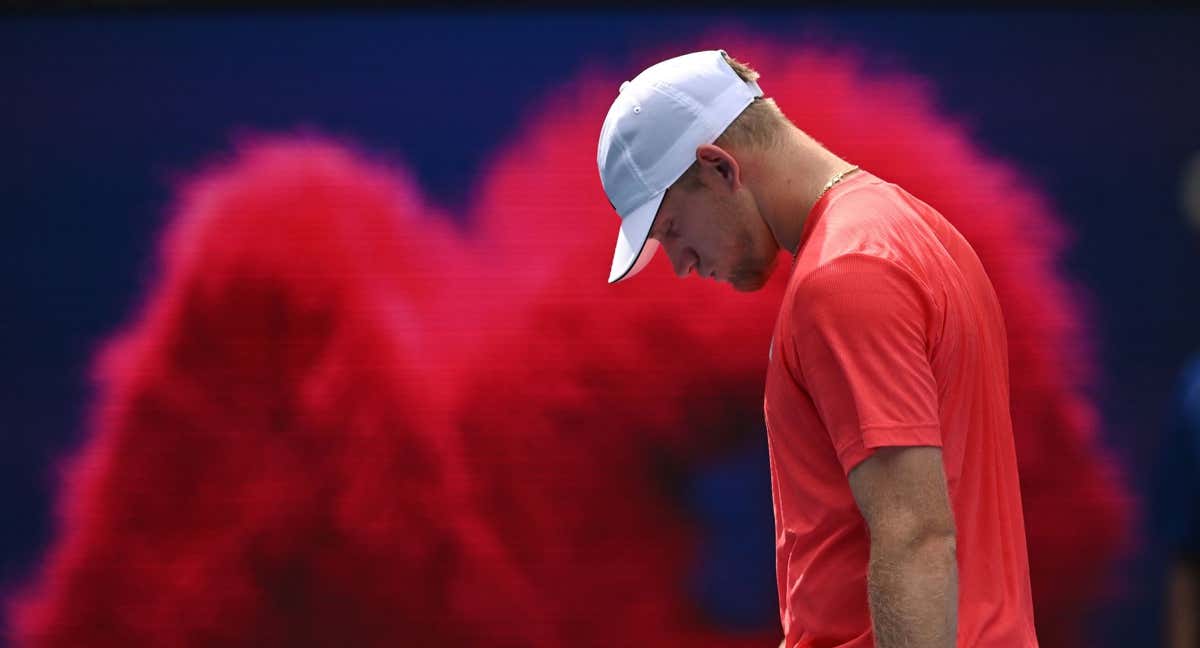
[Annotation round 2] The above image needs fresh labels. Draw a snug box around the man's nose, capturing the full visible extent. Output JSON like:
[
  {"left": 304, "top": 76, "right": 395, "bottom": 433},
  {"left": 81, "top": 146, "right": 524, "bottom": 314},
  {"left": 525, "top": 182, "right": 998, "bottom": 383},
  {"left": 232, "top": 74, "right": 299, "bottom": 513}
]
[{"left": 667, "top": 245, "right": 695, "bottom": 278}]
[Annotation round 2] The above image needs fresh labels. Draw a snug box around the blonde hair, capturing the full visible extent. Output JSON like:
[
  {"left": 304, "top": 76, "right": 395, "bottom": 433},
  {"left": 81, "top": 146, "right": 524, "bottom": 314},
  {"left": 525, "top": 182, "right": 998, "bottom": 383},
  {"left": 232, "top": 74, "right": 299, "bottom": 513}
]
[{"left": 674, "top": 52, "right": 789, "bottom": 189}]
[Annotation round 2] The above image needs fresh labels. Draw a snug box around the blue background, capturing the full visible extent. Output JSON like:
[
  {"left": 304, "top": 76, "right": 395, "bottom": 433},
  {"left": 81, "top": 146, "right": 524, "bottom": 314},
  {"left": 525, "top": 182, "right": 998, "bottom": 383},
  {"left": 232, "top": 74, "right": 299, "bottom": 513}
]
[{"left": 3, "top": 9, "right": 1199, "bottom": 645}]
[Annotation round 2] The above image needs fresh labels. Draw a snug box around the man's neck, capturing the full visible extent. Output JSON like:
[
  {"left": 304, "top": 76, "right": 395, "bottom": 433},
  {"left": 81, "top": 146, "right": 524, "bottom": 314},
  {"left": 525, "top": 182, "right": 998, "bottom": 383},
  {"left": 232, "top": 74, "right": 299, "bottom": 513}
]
[{"left": 748, "top": 126, "right": 853, "bottom": 255}]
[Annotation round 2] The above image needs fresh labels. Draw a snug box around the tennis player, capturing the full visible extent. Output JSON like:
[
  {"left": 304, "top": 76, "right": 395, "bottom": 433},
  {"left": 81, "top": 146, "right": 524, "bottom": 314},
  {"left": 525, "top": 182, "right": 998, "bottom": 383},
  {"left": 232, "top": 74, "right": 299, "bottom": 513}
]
[{"left": 596, "top": 49, "right": 1038, "bottom": 648}]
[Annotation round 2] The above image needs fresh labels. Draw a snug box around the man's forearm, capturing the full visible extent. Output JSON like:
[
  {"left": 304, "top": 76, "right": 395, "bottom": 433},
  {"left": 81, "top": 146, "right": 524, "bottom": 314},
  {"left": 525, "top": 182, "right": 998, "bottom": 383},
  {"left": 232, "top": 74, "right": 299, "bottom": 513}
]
[
  {"left": 1166, "top": 556, "right": 1199, "bottom": 648},
  {"left": 867, "top": 532, "right": 958, "bottom": 648}
]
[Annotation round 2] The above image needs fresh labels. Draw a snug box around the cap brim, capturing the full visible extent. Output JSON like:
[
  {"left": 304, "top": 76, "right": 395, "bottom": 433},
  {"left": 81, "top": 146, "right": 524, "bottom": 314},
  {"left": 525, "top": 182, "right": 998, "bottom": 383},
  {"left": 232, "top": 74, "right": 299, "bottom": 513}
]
[{"left": 608, "top": 192, "right": 665, "bottom": 284}]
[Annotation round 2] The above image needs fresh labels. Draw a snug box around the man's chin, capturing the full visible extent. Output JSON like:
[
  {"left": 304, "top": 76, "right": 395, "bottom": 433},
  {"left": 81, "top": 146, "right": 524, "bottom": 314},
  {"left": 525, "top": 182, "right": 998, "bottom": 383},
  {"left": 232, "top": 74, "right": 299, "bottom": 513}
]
[
  {"left": 730, "top": 271, "right": 770, "bottom": 292},
  {"left": 729, "top": 256, "right": 777, "bottom": 292}
]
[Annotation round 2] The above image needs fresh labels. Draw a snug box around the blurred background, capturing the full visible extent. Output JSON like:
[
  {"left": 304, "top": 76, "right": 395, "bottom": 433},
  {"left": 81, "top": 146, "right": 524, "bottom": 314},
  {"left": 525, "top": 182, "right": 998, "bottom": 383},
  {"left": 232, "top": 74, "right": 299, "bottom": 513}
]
[{"left": 2, "top": 8, "right": 1198, "bottom": 648}]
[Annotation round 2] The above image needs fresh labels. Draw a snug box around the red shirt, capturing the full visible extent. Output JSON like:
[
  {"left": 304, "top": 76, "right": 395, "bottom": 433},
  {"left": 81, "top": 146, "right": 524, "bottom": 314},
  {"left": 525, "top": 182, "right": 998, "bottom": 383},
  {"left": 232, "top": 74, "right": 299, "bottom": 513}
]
[{"left": 763, "top": 170, "right": 1038, "bottom": 647}]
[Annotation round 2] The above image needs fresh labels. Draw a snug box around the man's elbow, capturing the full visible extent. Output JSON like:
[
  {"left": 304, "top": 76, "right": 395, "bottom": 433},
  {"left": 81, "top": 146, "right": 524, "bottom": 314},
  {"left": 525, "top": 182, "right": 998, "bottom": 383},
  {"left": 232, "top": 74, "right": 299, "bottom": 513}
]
[
  {"left": 870, "top": 516, "right": 957, "bottom": 559},
  {"left": 867, "top": 522, "right": 957, "bottom": 599},
  {"left": 909, "top": 528, "right": 957, "bottom": 561}
]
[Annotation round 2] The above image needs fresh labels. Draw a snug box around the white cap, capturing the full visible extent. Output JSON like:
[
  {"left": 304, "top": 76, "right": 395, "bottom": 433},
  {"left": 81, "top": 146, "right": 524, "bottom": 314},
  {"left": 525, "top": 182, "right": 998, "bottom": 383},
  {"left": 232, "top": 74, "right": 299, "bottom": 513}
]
[{"left": 597, "top": 49, "right": 763, "bottom": 284}]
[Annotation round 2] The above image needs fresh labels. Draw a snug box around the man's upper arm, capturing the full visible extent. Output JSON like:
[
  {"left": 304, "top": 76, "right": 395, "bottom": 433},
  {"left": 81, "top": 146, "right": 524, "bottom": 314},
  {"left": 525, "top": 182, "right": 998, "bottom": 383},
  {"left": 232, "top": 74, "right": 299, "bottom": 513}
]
[{"left": 848, "top": 446, "right": 956, "bottom": 544}]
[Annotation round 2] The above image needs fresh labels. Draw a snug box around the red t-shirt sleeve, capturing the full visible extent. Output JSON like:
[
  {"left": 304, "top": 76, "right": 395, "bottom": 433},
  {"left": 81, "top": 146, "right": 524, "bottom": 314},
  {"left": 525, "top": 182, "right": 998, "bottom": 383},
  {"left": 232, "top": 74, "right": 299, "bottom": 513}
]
[{"left": 788, "top": 252, "right": 943, "bottom": 475}]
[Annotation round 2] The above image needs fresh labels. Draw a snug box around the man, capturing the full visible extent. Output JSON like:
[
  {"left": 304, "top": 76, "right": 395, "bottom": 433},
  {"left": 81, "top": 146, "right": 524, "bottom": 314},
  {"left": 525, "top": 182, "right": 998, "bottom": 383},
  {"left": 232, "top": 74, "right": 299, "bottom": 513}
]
[
  {"left": 596, "top": 49, "right": 1038, "bottom": 647},
  {"left": 1155, "top": 150, "right": 1200, "bottom": 648}
]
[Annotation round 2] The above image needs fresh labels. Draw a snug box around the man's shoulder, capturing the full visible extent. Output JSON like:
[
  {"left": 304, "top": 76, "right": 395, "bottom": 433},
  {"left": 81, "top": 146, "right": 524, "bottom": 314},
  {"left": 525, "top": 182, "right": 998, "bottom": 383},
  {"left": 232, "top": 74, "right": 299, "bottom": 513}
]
[
  {"left": 825, "top": 173, "right": 912, "bottom": 216},
  {"left": 782, "top": 250, "right": 932, "bottom": 328},
  {"left": 802, "top": 183, "right": 930, "bottom": 261}
]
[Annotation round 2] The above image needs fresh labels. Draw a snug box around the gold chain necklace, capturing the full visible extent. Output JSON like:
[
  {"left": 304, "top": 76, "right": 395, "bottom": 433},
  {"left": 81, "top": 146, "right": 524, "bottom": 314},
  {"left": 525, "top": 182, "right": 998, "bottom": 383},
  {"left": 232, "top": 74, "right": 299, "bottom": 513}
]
[
  {"left": 815, "top": 164, "right": 860, "bottom": 205},
  {"left": 792, "top": 164, "right": 861, "bottom": 266}
]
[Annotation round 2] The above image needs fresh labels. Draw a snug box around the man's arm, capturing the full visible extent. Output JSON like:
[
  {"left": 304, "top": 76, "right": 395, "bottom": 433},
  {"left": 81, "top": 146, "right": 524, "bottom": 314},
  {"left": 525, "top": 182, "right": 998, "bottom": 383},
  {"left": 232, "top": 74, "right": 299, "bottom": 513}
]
[
  {"left": 1165, "top": 554, "right": 1199, "bottom": 648},
  {"left": 847, "top": 445, "right": 957, "bottom": 648}
]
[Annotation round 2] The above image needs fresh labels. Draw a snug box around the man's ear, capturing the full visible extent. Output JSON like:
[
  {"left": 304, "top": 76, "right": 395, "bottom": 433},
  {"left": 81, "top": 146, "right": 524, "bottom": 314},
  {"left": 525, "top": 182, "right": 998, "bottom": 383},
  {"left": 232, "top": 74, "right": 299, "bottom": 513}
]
[{"left": 695, "top": 144, "right": 741, "bottom": 192}]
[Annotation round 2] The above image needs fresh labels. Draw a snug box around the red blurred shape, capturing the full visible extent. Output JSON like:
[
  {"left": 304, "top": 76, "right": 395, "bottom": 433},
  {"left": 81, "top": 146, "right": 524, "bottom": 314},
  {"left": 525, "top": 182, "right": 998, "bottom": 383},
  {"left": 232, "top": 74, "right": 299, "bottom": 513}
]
[{"left": 9, "top": 137, "right": 554, "bottom": 648}]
